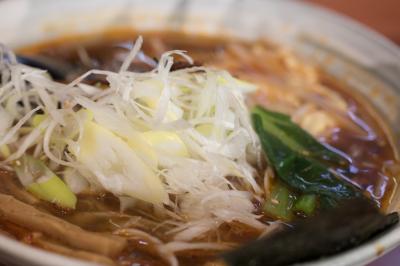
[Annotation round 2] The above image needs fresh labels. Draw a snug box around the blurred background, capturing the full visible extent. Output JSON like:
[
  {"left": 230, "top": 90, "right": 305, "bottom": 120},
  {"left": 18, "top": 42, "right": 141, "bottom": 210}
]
[
  {"left": 305, "top": 0, "right": 400, "bottom": 44},
  {"left": 304, "top": 0, "right": 400, "bottom": 265}
]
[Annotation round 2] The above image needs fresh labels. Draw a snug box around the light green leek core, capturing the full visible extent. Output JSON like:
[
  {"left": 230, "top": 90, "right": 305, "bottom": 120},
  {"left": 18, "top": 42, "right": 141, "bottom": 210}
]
[{"left": 15, "top": 155, "right": 77, "bottom": 209}]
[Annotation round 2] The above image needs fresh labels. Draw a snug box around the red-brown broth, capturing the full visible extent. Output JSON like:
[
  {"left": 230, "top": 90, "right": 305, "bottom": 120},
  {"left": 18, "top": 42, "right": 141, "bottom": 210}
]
[{"left": 0, "top": 30, "right": 396, "bottom": 265}]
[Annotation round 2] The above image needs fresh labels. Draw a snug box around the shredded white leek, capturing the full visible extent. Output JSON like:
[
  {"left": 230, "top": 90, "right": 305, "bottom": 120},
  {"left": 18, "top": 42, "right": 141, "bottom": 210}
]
[{"left": 0, "top": 38, "right": 266, "bottom": 245}]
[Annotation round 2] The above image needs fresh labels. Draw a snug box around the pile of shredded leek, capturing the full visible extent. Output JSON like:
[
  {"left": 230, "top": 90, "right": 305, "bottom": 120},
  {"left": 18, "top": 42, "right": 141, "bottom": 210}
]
[{"left": 0, "top": 38, "right": 267, "bottom": 241}]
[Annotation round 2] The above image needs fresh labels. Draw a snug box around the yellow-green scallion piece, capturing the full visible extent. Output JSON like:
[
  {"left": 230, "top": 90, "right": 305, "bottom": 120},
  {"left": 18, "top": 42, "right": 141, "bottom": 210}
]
[
  {"left": 264, "top": 184, "right": 296, "bottom": 221},
  {"left": 293, "top": 194, "right": 317, "bottom": 216},
  {"left": 15, "top": 155, "right": 77, "bottom": 209}
]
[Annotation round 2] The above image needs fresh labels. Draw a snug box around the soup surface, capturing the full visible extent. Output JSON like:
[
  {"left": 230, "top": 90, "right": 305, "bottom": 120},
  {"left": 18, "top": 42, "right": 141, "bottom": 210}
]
[{"left": 0, "top": 30, "right": 398, "bottom": 266}]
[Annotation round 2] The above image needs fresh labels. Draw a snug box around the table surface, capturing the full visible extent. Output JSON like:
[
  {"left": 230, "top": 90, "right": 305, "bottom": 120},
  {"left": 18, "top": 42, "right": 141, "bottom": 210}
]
[{"left": 304, "top": 1, "right": 400, "bottom": 265}]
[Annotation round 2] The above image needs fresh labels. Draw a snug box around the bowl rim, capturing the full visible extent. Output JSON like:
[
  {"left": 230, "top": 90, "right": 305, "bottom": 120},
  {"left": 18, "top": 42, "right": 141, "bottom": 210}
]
[
  {"left": 0, "top": 0, "right": 399, "bottom": 266},
  {"left": 0, "top": 234, "right": 96, "bottom": 266}
]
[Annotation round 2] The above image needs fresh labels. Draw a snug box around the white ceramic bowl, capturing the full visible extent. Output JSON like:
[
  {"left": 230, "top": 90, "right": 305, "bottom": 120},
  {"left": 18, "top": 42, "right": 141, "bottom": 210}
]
[{"left": 0, "top": 0, "right": 399, "bottom": 265}]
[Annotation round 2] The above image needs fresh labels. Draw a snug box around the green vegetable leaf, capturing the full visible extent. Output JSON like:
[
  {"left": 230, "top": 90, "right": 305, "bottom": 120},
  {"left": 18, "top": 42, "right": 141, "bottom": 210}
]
[
  {"left": 252, "top": 107, "right": 349, "bottom": 167},
  {"left": 252, "top": 106, "right": 361, "bottom": 208}
]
